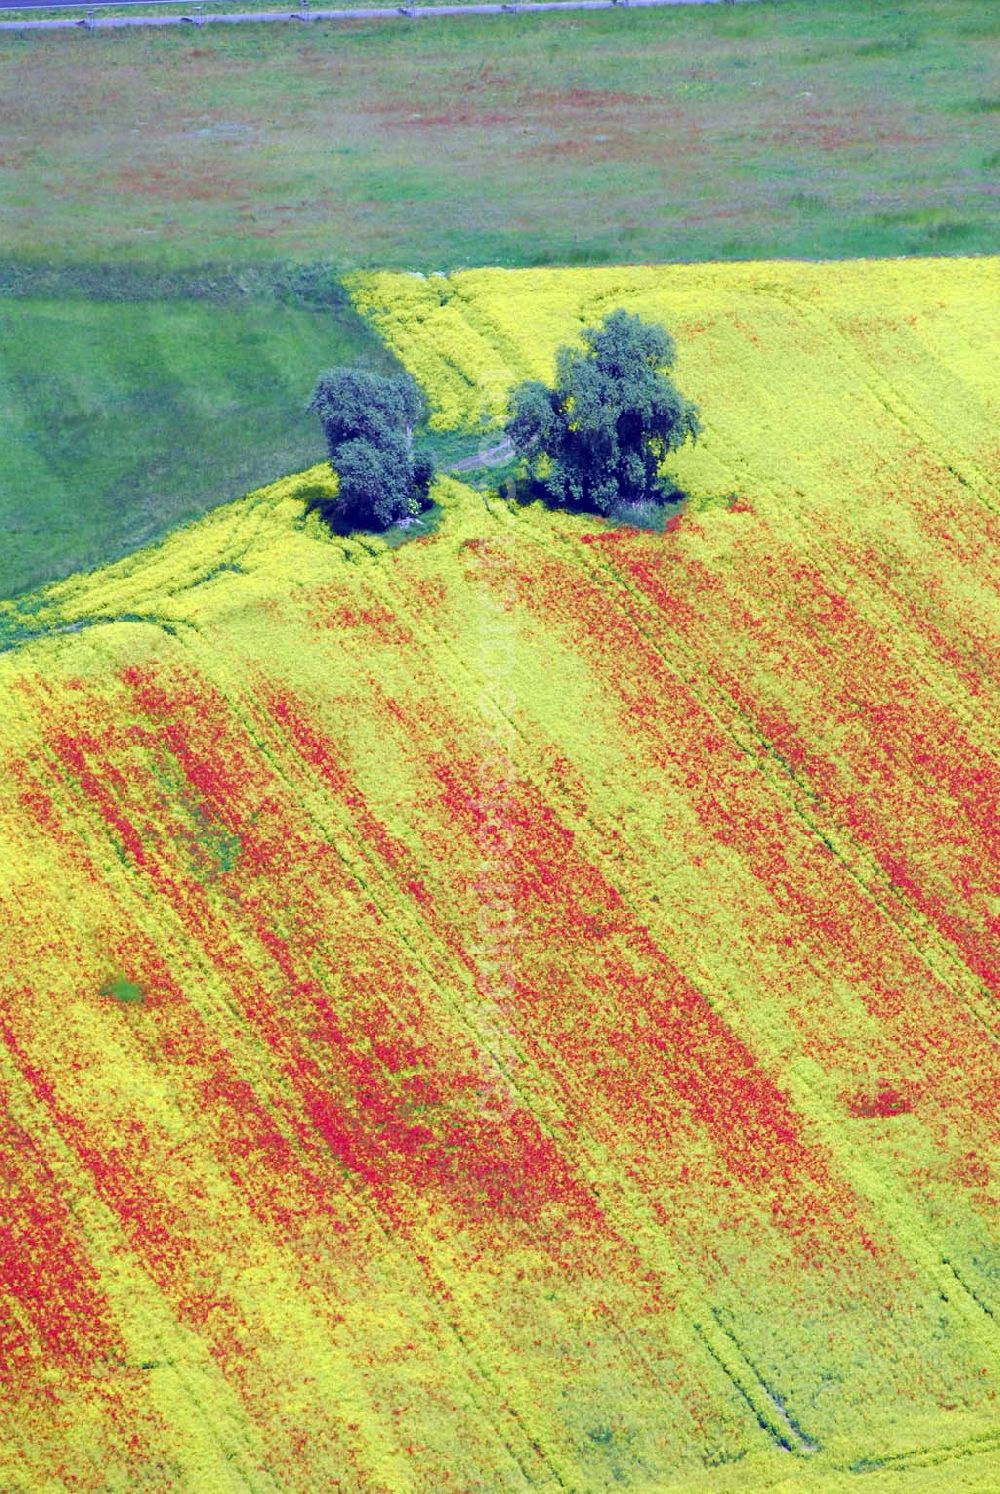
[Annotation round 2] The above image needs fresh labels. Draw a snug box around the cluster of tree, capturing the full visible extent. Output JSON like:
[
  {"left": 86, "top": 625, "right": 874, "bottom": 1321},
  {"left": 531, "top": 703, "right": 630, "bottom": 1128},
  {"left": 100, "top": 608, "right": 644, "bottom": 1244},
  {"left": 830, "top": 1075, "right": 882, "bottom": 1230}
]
[
  {"left": 307, "top": 310, "right": 699, "bottom": 534},
  {"left": 308, "top": 368, "right": 435, "bottom": 531},
  {"left": 504, "top": 309, "right": 701, "bottom": 513}
]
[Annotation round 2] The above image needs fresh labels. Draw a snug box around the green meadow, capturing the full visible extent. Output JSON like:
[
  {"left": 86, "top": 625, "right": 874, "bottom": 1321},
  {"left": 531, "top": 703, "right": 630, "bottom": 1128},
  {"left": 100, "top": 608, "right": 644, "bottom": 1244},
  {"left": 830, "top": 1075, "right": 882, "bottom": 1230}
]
[{"left": 0, "top": 285, "right": 396, "bottom": 596}]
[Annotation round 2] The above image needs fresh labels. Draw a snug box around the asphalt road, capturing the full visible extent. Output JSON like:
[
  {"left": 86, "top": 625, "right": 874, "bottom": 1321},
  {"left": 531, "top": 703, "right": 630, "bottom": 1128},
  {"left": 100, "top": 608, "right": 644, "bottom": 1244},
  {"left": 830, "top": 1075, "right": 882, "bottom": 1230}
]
[{"left": 1, "top": 0, "right": 739, "bottom": 28}]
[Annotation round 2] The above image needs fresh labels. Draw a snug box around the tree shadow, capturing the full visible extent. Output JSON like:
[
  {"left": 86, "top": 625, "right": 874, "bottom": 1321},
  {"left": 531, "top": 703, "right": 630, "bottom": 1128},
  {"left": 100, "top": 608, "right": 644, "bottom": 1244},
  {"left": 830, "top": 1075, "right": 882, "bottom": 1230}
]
[
  {"left": 307, "top": 495, "right": 444, "bottom": 549},
  {"left": 502, "top": 474, "right": 689, "bottom": 532}
]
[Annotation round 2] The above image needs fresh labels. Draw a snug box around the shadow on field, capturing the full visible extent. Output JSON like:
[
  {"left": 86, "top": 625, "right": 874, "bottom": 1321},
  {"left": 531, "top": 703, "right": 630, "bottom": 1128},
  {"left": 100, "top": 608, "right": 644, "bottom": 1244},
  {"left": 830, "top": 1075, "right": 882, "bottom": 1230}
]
[{"left": 500, "top": 473, "right": 689, "bottom": 533}]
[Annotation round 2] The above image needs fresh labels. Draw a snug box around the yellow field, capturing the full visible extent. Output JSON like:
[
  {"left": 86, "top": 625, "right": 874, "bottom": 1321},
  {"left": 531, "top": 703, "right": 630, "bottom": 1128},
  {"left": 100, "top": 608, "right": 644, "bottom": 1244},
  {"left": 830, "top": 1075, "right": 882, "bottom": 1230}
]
[
  {"left": 1, "top": 257, "right": 998, "bottom": 1490},
  {"left": 349, "top": 256, "right": 998, "bottom": 443}
]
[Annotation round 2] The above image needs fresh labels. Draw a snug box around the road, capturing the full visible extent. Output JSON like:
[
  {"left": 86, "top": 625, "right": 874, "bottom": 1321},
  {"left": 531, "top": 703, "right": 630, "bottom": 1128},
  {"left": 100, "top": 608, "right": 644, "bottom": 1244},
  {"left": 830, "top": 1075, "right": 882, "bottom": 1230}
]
[{"left": 1, "top": 0, "right": 740, "bottom": 30}]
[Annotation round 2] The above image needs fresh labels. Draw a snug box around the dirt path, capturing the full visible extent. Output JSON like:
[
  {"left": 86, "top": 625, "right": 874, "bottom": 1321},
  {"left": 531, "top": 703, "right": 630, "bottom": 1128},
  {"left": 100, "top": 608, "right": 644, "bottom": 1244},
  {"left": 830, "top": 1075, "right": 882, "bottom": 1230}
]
[{"left": 447, "top": 437, "right": 515, "bottom": 472}]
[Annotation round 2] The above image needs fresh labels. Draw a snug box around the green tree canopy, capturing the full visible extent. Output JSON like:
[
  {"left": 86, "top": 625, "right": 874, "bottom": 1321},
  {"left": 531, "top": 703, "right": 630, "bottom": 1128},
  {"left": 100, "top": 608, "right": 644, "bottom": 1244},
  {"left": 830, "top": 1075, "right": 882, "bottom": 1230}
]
[
  {"left": 504, "top": 309, "right": 701, "bottom": 514},
  {"left": 308, "top": 367, "right": 424, "bottom": 450},
  {"left": 308, "top": 367, "right": 434, "bottom": 531}
]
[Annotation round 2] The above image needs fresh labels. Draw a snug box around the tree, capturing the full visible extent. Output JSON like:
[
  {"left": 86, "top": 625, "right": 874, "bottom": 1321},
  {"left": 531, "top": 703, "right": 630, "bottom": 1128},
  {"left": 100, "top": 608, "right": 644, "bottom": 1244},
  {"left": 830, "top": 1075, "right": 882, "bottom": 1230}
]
[
  {"left": 308, "top": 367, "right": 435, "bottom": 531},
  {"left": 335, "top": 435, "right": 415, "bottom": 531},
  {"left": 309, "top": 368, "right": 424, "bottom": 451},
  {"left": 504, "top": 309, "right": 701, "bottom": 514}
]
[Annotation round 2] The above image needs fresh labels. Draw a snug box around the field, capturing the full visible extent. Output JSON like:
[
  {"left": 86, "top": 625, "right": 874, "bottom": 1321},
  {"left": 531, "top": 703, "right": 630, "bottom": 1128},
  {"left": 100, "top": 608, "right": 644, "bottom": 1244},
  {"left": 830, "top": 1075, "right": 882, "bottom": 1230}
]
[
  {"left": 0, "top": 274, "right": 399, "bottom": 599},
  {"left": 2, "top": 257, "right": 997, "bottom": 1489},
  {"left": 1, "top": 0, "right": 998, "bottom": 599},
  {"left": 2, "top": 0, "right": 997, "bottom": 271}
]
